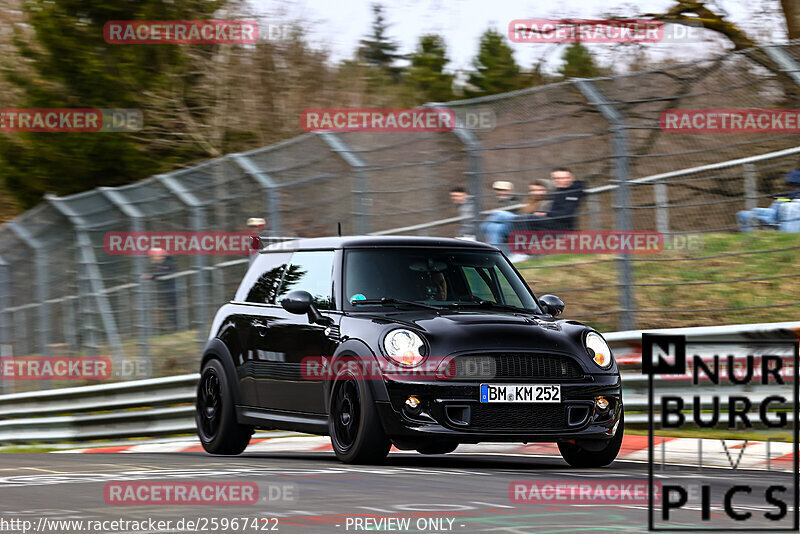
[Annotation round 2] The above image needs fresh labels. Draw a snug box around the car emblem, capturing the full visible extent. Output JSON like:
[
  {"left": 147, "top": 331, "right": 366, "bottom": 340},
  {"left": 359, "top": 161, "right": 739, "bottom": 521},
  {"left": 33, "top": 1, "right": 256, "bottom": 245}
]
[
  {"left": 528, "top": 317, "right": 561, "bottom": 330},
  {"left": 324, "top": 327, "right": 332, "bottom": 336}
]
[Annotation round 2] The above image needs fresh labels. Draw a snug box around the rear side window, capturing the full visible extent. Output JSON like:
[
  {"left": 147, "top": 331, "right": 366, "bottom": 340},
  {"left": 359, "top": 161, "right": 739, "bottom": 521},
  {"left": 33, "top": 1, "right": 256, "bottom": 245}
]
[
  {"left": 463, "top": 267, "right": 495, "bottom": 301},
  {"left": 276, "top": 250, "right": 335, "bottom": 310},
  {"left": 235, "top": 252, "right": 291, "bottom": 304}
]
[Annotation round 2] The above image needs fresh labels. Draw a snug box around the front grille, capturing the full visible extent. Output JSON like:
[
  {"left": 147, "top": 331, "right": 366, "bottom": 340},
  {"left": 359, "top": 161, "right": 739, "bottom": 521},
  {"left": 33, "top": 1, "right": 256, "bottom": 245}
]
[
  {"left": 468, "top": 404, "right": 566, "bottom": 430},
  {"left": 452, "top": 353, "right": 583, "bottom": 380}
]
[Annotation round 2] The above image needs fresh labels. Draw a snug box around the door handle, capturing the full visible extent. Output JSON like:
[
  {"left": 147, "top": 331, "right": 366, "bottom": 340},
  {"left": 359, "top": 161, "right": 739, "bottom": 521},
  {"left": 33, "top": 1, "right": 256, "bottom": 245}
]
[{"left": 252, "top": 320, "right": 268, "bottom": 335}]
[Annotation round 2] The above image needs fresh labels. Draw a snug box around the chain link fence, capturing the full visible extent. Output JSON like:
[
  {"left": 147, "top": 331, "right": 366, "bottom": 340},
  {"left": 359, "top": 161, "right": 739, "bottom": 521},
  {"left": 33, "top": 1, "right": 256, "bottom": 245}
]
[{"left": 2, "top": 42, "right": 800, "bottom": 391}]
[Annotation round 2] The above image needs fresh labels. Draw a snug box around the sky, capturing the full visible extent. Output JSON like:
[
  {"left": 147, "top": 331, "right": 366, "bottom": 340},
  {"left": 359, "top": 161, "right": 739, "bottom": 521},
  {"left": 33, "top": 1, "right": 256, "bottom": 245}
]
[{"left": 249, "top": 0, "right": 783, "bottom": 74}]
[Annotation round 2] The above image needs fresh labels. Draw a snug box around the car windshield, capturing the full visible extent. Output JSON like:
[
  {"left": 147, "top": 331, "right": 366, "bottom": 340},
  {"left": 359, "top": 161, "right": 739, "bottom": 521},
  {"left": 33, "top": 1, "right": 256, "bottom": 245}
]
[{"left": 344, "top": 248, "right": 540, "bottom": 312}]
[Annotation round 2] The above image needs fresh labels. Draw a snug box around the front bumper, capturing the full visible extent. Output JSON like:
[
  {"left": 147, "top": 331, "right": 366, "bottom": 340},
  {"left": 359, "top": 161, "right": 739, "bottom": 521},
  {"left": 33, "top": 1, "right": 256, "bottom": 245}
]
[{"left": 375, "top": 374, "right": 622, "bottom": 444}]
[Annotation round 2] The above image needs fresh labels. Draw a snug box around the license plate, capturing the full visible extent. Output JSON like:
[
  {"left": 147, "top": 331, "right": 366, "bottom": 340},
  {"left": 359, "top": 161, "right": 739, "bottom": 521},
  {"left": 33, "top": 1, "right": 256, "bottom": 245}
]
[{"left": 480, "top": 384, "right": 561, "bottom": 403}]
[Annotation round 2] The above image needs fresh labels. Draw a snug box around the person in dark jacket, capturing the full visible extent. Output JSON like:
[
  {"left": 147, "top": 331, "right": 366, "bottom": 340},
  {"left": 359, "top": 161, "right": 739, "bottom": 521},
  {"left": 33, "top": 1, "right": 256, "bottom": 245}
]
[
  {"left": 142, "top": 247, "right": 178, "bottom": 329},
  {"left": 546, "top": 168, "right": 585, "bottom": 230}
]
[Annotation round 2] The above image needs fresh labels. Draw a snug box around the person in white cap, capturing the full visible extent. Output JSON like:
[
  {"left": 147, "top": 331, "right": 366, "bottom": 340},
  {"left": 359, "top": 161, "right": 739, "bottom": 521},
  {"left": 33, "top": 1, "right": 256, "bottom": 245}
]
[
  {"left": 480, "top": 180, "right": 519, "bottom": 251},
  {"left": 247, "top": 217, "right": 267, "bottom": 234},
  {"left": 246, "top": 217, "right": 267, "bottom": 263}
]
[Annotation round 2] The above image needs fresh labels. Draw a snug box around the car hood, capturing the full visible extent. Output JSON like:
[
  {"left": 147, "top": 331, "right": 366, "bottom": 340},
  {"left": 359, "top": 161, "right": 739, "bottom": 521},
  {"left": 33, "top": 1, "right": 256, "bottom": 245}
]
[{"left": 366, "top": 310, "right": 593, "bottom": 357}]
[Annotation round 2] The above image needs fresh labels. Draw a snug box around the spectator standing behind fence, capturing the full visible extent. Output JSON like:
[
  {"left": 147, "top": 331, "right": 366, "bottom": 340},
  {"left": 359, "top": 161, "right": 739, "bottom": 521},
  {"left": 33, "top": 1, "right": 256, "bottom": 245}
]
[
  {"left": 519, "top": 179, "right": 553, "bottom": 217},
  {"left": 546, "top": 168, "right": 585, "bottom": 230},
  {"left": 141, "top": 247, "right": 178, "bottom": 330},
  {"left": 736, "top": 169, "right": 800, "bottom": 232},
  {"left": 247, "top": 217, "right": 267, "bottom": 263},
  {"left": 480, "top": 181, "right": 519, "bottom": 249},
  {"left": 449, "top": 186, "right": 477, "bottom": 240},
  {"left": 511, "top": 178, "right": 554, "bottom": 242}
]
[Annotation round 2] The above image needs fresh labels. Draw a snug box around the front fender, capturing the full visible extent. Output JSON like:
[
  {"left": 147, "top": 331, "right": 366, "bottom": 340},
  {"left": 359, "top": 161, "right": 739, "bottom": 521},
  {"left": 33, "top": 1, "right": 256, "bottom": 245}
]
[{"left": 325, "top": 339, "right": 389, "bottom": 413}]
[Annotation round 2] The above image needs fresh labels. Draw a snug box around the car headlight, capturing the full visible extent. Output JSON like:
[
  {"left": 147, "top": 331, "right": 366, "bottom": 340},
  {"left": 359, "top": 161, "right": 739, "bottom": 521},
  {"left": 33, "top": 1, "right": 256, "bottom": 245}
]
[
  {"left": 383, "top": 329, "right": 426, "bottom": 367},
  {"left": 585, "top": 331, "right": 613, "bottom": 369}
]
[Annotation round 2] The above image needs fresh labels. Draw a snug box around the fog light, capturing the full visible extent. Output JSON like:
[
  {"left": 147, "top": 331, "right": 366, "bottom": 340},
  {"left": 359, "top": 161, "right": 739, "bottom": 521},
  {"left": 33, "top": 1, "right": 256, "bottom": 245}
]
[
  {"left": 595, "top": 396, "right": 609, "bottom": 411},
  {"left": 405, "top": 396, "right": 421, "bottom": 414}
]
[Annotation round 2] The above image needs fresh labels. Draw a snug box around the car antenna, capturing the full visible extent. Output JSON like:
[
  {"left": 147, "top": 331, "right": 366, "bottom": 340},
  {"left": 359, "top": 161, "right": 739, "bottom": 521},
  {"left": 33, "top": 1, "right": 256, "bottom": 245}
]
[{"left": 337, "top": 222, "right": 342, "bottom": 237}]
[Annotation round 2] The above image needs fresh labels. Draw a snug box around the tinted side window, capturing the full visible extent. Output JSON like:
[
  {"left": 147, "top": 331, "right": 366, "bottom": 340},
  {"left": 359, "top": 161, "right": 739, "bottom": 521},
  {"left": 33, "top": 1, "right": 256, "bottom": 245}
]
[
  {"left": 463, "top": 267, "right": 495, "bottom": 301},
  {"left": 235, "top": 252, "right": 291, "bottom": 304},
  {"left": 276, "top": 251, "right": 335, "bottom": 310}
]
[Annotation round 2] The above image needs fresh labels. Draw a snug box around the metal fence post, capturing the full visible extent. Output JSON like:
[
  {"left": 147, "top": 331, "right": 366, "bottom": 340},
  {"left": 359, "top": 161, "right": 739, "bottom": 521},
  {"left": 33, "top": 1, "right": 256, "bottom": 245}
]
[
  {"left": 427, "top": 103, "right": 484, "bottom": 238},
  {"left": 211, "top": 267, "right": 224, "bottom": 312},
  {"left": 176, "top": 275, "right": 189, "bottom": 331},
  {"left": 588, "top": 195, "right": 602, "bottom": 231},
  {"left": 0, "top": 256, "right": 8, "bottom": 394},
  {"left": 574, "top": 79, "right": 635, "bottom": 330},
  {"left": 156, "top": 174, "right": 209, "bottom": 347},
  {"left": 654, "top": 182, "right": 670, "bottom": 236},
  {"left": 46, "top": 195, "right": 125, "bottom": 363},
  {"left": 7, "top": 222, "right": 49, "bottom": 355},
  {"left": 97, "top": 188, "right": 150, "bottom": 362},
  {"left": 743, "top": 163, "right": 758, "bottom": 211},
  {"left": 319, "top": 133, "right": 370, "bottom": 234},
  {"left": 451, "top": 128, "right": 483, "bottom": 238},
  {"left": 230, "top": 154, "right": 283, "bottom": 235},
  {"left": 61, "top": 297, "right": 77, "bottom": 354},
  {"left": 762, "top": 45, "right": 800, "bottom": 87}
]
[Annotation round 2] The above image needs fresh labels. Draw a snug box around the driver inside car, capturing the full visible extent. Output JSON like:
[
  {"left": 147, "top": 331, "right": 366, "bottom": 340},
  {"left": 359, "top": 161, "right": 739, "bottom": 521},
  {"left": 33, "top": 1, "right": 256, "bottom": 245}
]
[{"left": 418, "top": 270, "right": 448, "bottom": 301}]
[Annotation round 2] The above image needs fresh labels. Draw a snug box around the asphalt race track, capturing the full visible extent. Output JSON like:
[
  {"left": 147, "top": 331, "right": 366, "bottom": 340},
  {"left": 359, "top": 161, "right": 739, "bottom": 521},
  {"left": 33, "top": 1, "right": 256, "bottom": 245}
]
[{"left": 0, "top": 450, "right": 795, "bottom": 533}]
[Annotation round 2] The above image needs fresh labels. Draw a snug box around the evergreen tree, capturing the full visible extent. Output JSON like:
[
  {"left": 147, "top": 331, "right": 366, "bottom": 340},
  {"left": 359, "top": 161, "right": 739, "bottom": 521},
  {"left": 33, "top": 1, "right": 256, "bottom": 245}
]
[
  {"left": 0, "top": 0, "right": 225, "bottom": 208},
  {"left": 465, "top": 29, "right": 524, "bottom": 97},
  {"left": 406, "top": 34, "right": 453, "bottom": 103},
  {"left": 357, "top": 3, "right": 402, "bottom": 80},
  {"left": 558, "top": 42, "right": 602, "bottom": 79}
]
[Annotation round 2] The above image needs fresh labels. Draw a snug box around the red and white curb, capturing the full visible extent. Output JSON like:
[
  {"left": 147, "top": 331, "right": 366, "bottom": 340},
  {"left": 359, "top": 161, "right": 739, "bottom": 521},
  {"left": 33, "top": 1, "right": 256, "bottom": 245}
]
[{"left": 52, "top": 435, "right": 795, "bottom": 471}]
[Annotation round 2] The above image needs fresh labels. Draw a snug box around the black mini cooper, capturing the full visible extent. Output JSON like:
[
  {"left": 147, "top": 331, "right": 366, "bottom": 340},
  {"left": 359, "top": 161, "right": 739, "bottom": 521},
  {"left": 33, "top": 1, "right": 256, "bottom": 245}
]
[{"left": 196, "top": 236, "right": 623, "bottom": 466}]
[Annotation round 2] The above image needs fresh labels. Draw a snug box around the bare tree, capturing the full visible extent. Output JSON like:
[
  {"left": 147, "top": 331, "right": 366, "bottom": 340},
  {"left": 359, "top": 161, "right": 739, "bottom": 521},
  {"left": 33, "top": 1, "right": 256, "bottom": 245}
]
[{"left": 781, "top": 0, "right": 800, "bottom": 39}]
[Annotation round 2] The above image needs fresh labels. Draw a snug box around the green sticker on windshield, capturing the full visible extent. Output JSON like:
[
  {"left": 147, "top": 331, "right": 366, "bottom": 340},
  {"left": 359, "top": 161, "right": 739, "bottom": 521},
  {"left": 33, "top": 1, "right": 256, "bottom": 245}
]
[{"left": 350, "top": 293, "right": 366, "bottom": 303}]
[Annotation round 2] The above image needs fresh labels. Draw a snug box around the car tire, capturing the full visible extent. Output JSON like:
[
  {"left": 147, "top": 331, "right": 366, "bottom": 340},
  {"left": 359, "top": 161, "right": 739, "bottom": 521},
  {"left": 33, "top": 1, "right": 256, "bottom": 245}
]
[
  {"left": 329, "top": 364, "right": 391, "bottom": 464},
  {"left": 416, "top": 441, "right": 459, "bottom": 455},
  {"left": 196, "top": 358, "right": 253, "bottom": 455},
  {"left": 558, "top": 414, "right": 624, "bottom": 468}
]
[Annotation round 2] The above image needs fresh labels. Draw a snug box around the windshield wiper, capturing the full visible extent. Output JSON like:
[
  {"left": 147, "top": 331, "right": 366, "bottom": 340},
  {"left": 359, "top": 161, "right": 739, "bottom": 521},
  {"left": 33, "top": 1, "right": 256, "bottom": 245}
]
[
  {"left": 451, "top": 299, "right": 537, "bottom": 314},
  {"left": 352, "top": 298, "right": 443, "bottom": 311}
]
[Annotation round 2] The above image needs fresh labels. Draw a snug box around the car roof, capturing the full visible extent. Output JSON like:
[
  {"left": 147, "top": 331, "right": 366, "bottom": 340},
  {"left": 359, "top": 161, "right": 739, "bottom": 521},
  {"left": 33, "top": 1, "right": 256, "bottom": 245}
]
[{"left": 262, "top": 235, "right": 499, "bottom": 252}]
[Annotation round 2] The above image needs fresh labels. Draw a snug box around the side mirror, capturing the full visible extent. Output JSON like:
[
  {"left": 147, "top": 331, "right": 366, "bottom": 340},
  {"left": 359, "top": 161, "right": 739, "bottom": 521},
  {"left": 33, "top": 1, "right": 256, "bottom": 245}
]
[
  {"left": 281, "top": 290, "right": 313, "bottom": 315},
  {"left": 539, "top": 294, "right": 564, "bottom": 317},
  {"left": 281, "top": 290, "right": 333, "bottom": 326}
]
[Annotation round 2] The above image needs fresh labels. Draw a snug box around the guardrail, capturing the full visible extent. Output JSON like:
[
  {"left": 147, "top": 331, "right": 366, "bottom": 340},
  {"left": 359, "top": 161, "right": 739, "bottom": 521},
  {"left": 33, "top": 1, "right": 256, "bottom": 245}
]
[
  {"left": 0, "top": 374, "right": 198, "bottom": 443},
  {"left": 0, "top": 322, "right": 797, "bottom": 444}
]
